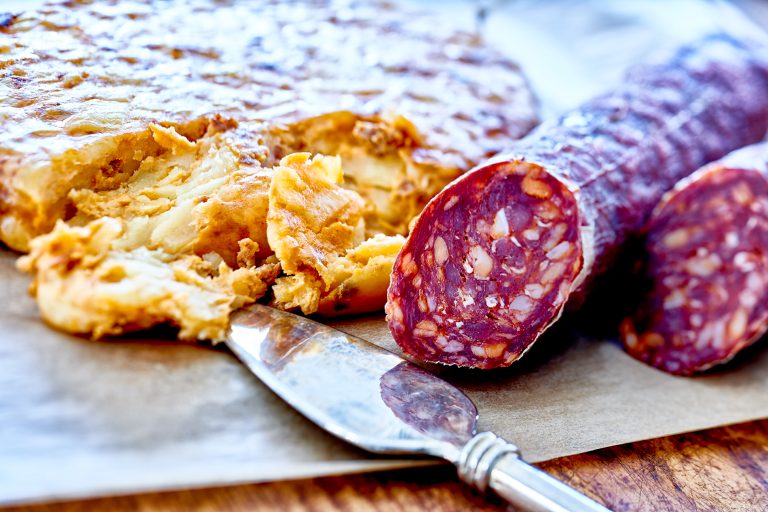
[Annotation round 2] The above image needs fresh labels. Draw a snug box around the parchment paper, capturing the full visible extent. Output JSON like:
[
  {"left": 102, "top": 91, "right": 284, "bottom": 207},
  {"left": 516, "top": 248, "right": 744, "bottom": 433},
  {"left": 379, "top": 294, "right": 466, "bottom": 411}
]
[{"left": 3, "top": 0, "right": 768, "bottom": 506}]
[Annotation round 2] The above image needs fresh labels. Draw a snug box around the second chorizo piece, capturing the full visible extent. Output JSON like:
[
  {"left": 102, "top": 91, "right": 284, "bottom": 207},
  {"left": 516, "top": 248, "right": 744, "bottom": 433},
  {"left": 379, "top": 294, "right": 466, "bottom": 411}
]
[
  {"left": 386, "top": 34, "right": 768, "bottom": 369},
  {"left": 620, "top": 142, "right": 768, "bottom": 375}
]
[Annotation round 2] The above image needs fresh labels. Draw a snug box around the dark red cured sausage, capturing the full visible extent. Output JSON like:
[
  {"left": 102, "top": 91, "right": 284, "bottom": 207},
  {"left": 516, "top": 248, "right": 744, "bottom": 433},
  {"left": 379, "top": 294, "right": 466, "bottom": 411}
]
[
  {"left": 620, "top": 142, "right": 768, "bottom": 375},
  {"left": 386, "top": 34, "right": 768, "bottom": 369}
]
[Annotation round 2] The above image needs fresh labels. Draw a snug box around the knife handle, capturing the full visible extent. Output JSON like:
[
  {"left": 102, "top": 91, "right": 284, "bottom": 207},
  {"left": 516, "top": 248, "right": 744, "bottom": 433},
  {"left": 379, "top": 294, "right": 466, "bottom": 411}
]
[{"left": 457, "top": 432, "right": 611, "bottom": 512}]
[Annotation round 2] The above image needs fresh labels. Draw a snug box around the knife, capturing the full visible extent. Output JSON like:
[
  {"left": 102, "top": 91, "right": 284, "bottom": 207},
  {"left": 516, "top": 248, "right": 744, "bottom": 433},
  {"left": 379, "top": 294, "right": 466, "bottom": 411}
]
[{"left": 227, "top": 304, "right": 610, "bottom": 512}]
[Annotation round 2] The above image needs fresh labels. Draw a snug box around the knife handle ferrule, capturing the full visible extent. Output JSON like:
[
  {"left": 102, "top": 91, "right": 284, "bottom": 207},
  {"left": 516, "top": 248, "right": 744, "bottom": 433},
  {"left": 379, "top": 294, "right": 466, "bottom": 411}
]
[{"left": 456, "top": 432, "right": 611, "bottom": 512}]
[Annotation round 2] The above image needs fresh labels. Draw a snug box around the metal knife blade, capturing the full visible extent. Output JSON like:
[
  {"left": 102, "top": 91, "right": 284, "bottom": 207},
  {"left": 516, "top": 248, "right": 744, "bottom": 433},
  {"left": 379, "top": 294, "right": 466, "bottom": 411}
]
[{"left": 227, "top": 304, "right": 610, "bottom": 512}]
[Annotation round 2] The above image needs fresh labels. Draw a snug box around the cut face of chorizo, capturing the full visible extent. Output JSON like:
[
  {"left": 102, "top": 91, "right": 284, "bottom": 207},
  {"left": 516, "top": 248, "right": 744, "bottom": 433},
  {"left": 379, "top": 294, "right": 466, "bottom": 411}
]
[
  {"left": 386, "top": 162, "right": 583, "bottom": 366},
  {"left": 386, "top": 34, "right": 768, "bottom": 369},
  {"left": 621, "top": 142, "right": 768, "bottom": 375}
]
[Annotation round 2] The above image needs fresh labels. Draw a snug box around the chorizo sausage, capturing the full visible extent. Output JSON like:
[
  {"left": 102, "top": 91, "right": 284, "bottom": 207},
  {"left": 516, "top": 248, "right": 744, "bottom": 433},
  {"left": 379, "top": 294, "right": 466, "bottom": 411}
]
[
  {"left": 621, "top": 142, "right": 768, "bottom": 374},
  {"left": 386, "top": 34, "right": 768, "bottom": 368}
]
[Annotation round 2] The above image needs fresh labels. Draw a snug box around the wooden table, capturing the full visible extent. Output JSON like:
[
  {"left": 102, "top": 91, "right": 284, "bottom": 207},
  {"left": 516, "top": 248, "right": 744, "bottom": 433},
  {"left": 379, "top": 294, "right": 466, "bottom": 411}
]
[{"left": 7, "top": 418, "right": 768, "bottom": 511}]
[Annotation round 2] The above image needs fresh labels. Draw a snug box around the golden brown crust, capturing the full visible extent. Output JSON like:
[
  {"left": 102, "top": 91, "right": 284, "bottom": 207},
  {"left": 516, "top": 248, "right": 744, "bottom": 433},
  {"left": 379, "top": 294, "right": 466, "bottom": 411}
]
[
  {"left": 0, "top": 0, "right": 537, "bottom": 250},
  {"left": 0, "top": 0, "right": 534, "bottom": 158}
]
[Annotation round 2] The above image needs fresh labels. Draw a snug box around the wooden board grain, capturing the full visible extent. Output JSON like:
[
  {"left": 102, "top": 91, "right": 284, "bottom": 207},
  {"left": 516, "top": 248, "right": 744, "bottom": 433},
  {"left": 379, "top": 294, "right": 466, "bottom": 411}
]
[
  {"left": 540, "top": 420, "right": 768, "bottom": 511},
  {"left": 7, "top": 419, "right": 768, "bottom": 512}
]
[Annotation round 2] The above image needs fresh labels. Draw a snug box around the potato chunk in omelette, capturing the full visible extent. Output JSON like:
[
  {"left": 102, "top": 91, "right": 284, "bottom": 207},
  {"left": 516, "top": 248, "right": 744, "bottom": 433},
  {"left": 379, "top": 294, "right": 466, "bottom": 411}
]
[{"left": 267, "top": 153, "right": 407, "bottom": 316}]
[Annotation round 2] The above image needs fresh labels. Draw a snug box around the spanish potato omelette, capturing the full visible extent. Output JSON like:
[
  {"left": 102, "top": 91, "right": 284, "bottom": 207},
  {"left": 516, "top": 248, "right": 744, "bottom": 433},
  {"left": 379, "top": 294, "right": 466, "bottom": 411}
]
[{"left": 0, "top": 0, "right": 538, "bottom": 341}]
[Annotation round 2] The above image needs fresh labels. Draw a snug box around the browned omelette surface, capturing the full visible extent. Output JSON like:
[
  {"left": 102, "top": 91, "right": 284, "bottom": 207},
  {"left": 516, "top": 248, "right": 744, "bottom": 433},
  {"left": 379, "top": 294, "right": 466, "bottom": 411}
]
[{"left": 0, "top": 0, "right": 538, "bottom": 341}]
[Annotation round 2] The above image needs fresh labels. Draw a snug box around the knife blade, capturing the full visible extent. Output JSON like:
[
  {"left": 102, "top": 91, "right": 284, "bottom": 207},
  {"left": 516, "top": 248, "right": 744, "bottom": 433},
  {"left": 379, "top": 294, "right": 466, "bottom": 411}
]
[{"left": 227, "top": 304, "right": 610, "bottom": 512}]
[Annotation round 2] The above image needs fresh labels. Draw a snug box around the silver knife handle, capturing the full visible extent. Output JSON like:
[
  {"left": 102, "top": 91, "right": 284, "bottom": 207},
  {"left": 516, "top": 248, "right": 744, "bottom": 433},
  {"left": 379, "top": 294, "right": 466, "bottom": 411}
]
[{"left": 457, "top": 432, "right": 611, "bottom": 512}]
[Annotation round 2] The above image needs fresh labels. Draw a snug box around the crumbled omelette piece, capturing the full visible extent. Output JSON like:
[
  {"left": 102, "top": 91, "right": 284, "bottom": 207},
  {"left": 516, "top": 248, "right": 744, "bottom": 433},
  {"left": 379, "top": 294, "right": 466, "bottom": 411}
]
[
  {"left": 194, "top": 169, "right": 273, "bottom": 269},
  {"left": 18, "top": 218, "right": 280, "bottom": 341},
  {"left": 267, "top": 153, "right": 366, "bottom": 283},
  {"left": 66, "top": 121, "right": 271, "bottom": 260},
  {"left": 17, "top": 121, "right": 283, "bottom": 341},
  {"left": 266, "top": 153, "right": 406, "bottom": 315},
  {"left": 272, "top": 234, "right": 405, "bottom": 316},
  {"left": 283, "top": 112, "right": 446, "bottom": 238},
  {"left": 17, "top": 122, "right": 406, "bottom": 340}
]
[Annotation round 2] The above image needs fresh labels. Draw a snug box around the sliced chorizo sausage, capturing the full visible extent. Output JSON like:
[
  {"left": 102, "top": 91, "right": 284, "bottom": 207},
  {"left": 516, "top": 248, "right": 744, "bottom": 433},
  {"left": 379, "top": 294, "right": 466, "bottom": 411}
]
[
  {"left": 386, "top": 34, "right": 768, "bottom": 368},
  {"left": 621, "top": 142, "right": 768, "bottom": 374}
]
